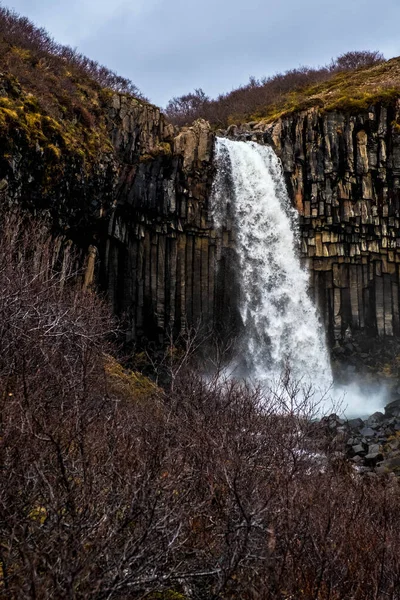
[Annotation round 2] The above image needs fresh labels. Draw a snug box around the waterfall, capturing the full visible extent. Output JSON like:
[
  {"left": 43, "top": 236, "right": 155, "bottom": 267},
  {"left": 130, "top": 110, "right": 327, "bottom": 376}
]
[{"left": 212, "top": 137, "right": 333, "bottom": 399}]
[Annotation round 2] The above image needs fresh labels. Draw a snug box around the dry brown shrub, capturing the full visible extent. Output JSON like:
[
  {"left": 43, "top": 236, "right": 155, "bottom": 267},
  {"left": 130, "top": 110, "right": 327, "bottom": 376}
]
[
  {"left": 165, "top": 51, "right": 385, "bottom": 128},
  {"left": 1, "top": 212, "right": 400, "bottom": 599}
]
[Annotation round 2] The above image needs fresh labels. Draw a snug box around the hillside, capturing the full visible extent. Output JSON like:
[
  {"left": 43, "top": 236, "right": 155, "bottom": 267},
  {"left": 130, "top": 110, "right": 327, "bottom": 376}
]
[
  {"left": 165, "top": 53, "right": 400, "bottom": 127},
  {"left": 259, "top": 56, "right": 400, "bottom": 123},
  {"left": 0, "top": 6, "right": 152, "bottom": 187}
]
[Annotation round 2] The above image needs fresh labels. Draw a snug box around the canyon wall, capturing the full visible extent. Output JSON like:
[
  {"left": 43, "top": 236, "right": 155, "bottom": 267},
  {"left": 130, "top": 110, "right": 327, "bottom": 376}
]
[
  {"left": 103, "top": 99, "right": 225, "bottom": 344},
  {"left": 228, "top": 101, "right": 400, "bottom": 343},
  {"left": 3, "top": 81, "right": 400, "bottom": 346}
]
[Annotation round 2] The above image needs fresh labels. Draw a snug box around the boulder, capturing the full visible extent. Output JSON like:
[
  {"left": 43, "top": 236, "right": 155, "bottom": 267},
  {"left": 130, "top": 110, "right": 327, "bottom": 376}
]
[
  {"left": 347, "top": 418, "right": 364, "bottom": 430},
  {"left": 351, "top": 455, "right": 364, "bottom": 464},
  {"left": 368, "top": 444, "right": 381, "bottom": 455},
  {"left": 384, "top": 399, "right": 400, "bottom": 418},
  {"left": 376, "top": 456, "right": 400, "bottom": 474},
  {"left": 359, "top": 427, "right": 377, "bottom": 438},
  {"left": 366, "top": 412, "right": 385, "bottom": 427}
]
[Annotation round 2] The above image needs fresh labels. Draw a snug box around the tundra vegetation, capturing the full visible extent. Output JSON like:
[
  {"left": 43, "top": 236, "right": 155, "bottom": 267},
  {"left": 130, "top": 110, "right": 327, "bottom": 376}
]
[
  {"left": 164, "top": 50, "right": 399, "bottom": 127},
  {"left": 1, "top": 212, "right": 400, "bottom": 599},
  {"left": 0, "top": 6, "right": 147, "bottom": 179}
]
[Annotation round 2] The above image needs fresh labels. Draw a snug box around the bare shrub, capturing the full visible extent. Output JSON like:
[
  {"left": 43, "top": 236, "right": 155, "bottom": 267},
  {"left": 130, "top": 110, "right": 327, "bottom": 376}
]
[
  {"left": 1, "top": 213, "right": 400, "bottom": 599},
  {"left": 165, "top": 88, "right": 210, "bottom": 127},
  {"left": 0, "top": 6, "right": 143, "bottom": 98},
  {"left": 165, "top": 51, "right": 386, "bottom": 127},
  {"left": 332, "top": 50, "right": 385, "bottom": 71}
]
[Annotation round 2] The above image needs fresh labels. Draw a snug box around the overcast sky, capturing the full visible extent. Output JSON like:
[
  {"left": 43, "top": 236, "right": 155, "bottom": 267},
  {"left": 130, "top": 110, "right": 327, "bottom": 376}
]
[{"left": 4, "top": 0, "right": 400, "bottom": 107}]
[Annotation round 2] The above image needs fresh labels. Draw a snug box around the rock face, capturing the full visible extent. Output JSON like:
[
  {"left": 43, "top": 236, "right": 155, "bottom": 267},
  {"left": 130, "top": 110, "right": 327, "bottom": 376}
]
[
  {"left": 3, "top": 84, "right": 400, "bottom": 349},
  {"left": 102, "top": 104, "right": 224, "bottom": 343},
  {"left": 227, "top": 102, "right": 400, "bottom": 344}
]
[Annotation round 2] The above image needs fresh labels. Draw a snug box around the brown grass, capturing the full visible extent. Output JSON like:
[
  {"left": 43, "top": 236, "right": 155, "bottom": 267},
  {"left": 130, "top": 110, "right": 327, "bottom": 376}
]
[
  {"left": 165, "top": 51, "right": 399, "bottom": 127},
  {"left": 1, "top": 211, "right": 400, "bottom": 599}
]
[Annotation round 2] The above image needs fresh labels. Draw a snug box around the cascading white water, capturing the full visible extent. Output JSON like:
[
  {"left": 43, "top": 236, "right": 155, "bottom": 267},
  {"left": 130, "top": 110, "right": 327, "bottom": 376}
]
[
  {"left": 212, "top": 137, "right": 333, "bottom": 398},
  {"left": 212, "top": 137, "right": 390, "bottom": 416}
]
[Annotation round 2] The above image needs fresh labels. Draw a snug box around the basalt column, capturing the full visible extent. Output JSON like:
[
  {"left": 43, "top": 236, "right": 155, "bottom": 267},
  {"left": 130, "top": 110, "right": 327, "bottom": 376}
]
[{"left": 228, "top": 101, "right": 400, "bottom": 343}]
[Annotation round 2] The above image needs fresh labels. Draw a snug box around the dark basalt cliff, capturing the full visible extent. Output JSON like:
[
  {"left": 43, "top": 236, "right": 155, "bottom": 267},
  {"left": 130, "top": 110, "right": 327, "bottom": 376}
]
[
  {"left": 103, "top": 99, "right": 220, "bottom": 343},
  {"left": 228, "top": 102, "right": 400, "bottom": 343},
  {"left": 3, "top": 77, "right": 400, "bottom": 349},
  {"left": 0, "top": 85, "right": 223, "bottom": 344}
]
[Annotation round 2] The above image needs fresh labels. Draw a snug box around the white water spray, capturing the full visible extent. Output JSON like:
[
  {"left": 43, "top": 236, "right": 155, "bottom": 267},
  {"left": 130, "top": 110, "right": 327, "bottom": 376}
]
[{"left": 212, "top": 138, "right": 387, "bottom": 415}]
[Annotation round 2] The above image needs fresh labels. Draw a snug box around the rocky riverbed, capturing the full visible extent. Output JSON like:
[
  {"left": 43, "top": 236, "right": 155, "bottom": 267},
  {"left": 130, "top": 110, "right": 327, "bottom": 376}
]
[{"left": 321, "top": 398, "right": 400, "bottom": 476}]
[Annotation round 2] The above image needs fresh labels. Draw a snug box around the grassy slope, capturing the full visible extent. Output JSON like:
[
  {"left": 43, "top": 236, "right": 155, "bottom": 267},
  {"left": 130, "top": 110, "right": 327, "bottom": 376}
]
[
  {"left": 254, "top": 57, "right": 400, "bottom": 123},
  {"left": 0, "top": 42, "right": 153, "bottom": 176}
]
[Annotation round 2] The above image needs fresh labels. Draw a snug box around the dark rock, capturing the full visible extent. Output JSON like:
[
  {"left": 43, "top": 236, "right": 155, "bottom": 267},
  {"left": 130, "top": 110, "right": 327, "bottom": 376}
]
[
  {"left": 346, "top": 418, "right": 364, "bottom": 430},
  {"left": 376, "top": 456, "right": 400, "bottom": 474},
  {"left": 321, "top": 414, "right": 344, "bottom": 430},
  {"left": 352, "top": 444, "right": 366, "bottom": 456},
  {"left": 366, "top": 412, "right": 385, "bottom": 427},
  {"left": 368, "top": 443, "right": 381, "bottom": 454},
  {"left": 351, "top": 455, "right": 364, "bottom": 464},
  {"left": 359, "top": 427, "right": 377, "bottom": 438},
  {"left": 365, "top": 452, "right": 383, "bottom": 466},
  {"left": 385, "top": 399, "right": 400, "bottom": 419}
]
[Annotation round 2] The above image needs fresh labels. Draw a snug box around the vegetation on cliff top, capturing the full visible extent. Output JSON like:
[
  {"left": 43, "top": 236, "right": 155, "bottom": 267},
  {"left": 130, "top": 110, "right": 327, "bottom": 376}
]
[
  {"left": 165, "top": 50, "right": 400, "bottom": 127},
  {"left": 0, "top": 6, "right": 146, "bottom": 169}
]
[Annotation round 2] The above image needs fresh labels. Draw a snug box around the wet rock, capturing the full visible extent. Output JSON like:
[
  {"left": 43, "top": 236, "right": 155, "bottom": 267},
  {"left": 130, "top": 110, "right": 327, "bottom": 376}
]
[
  {"left": 385, "top": 399, "right": 400, "bottom": 418},
  {"left": 366, "top": 412, "right": 385, "bottom": 427},
  {"left": 347, "top": 418, "right": 364, "bottom": 430},
  {"left": 359, "top": 427, "right": 377, "bottom": 438}
]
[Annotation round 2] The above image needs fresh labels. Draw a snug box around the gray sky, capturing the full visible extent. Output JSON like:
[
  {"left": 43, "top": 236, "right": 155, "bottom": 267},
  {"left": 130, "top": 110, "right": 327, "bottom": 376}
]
[{"left": 4, "top": 0, "right": 400, "bottom": 107}]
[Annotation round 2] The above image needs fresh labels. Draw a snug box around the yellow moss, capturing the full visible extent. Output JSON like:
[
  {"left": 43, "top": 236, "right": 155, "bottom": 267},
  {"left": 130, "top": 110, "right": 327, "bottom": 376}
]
[
  {"left": 0, "top": 107, "right": 18, "bottom": 121},
  {"left": 25, "top": 112, "right": 43, "bottom": 129},
  {"left": 232, "top": 57, "right": 400, "bottom": 125},
  {"left": 11, "top": 46, "right": 31, "bottom": 61},
  {"left": 155, "top": 141, "right": 172, "bottom": 156},
  {"left": 104, "top": 356, "right": 159, "bottom": 401},
  {"left": 28, "top": 505, "right": 47, "bottom": 524},
  {"left": 0, "top": 71, "right": 115, "bottom": 177},
  {"left": 47, "top": 144, "right": 62, "bottom": 159},
  {"left": 139, "top": 153, "right": 154, "bottom": 163},
  {"left": 0, "top": 96, "right": 14, "bottom": 108}
]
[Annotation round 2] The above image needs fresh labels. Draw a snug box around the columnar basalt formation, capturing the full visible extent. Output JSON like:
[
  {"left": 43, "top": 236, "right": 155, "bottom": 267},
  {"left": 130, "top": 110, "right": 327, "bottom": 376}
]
[
  {"left": 3, "top": 76, "right": 400, "bottom": 348},
  {"left": 227, "top": 101, "right": 400, "bottom": 343},
  {"left": 103, "top": 101, "right": 223, "bottom": 343}
]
